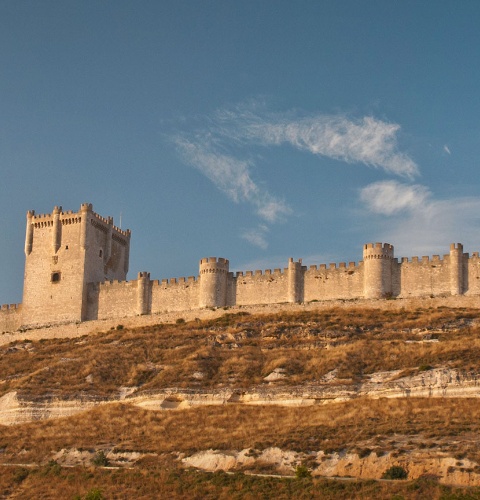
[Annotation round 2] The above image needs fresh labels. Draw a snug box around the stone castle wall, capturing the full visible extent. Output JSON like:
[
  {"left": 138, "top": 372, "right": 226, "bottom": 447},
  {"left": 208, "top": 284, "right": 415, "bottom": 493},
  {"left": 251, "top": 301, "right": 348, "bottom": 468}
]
[
  {"left": 2, "top": 203, "right": 480, "bottom": 333},
  {"left": 0, "top": 304, "right": 22, "bottom": 333}
]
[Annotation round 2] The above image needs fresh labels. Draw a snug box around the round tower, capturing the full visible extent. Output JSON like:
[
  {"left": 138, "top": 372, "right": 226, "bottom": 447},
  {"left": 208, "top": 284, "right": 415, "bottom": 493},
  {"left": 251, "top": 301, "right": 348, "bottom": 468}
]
[
  {"left": 199, "top": 257, "right": 229, "bottom": 308},
  {"left": 80, "top": 202, "right": 93, "bottom": 250},
  {"left": 363, "top": 242, "right": 394, "bottom": 299},
  {"left": 449, "top": 243, "right": 464, "bottom": 295},
  {"left": 52, "top": 205, "right": 62, "bottom": 254},
  {"left": 24, "top": 210, "right": 35, "bottom": 256},
  {"left": 137, "top": 272, "right": 151, "bottom": 315},
  {"left": 287, "top": 258, "right": 303, "bottom": 303}
]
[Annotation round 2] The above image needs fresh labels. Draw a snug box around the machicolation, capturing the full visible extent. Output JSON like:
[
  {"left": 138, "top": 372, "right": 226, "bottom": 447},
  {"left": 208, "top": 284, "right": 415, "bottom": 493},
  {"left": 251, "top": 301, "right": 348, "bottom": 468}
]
[{"left": 2, "top": 202, "right": 480, "bottom": 333}]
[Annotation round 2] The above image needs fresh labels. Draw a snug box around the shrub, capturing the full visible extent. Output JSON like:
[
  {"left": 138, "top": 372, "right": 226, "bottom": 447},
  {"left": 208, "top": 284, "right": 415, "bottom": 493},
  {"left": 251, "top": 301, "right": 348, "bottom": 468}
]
[
  {"left": 382, "top": 466, "right": 408, "bottom": 480},
  {"left": 92, "top": 451, "right": 109, "bottom": 467},
  {"left": 175, "top": 318, "right": 185, "bottom": 325},
  {"left": 13, "top": 467, "right": 29, "bottom": 483},
  {"left": 295, "top": 464, "right": 312, "bottom": 479},
  {"left": 418, "top": 364, "right": 433, "bottom": 372}
]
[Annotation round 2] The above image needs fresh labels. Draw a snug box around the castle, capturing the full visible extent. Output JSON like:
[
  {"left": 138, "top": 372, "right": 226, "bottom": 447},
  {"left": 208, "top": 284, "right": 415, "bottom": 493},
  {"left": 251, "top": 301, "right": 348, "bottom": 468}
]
[{"left": 1, "top": 203, "right": 480, "bottom": 333}]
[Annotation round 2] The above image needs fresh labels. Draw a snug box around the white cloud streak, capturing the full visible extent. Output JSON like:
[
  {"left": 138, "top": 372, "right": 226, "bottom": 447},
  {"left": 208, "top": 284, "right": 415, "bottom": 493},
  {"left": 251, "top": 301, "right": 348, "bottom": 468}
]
[
  {"left": 174, "top": 103, "right": 419, "bottom": 248},
  {"left": 360, "top": 180, "right": 431, "bottom": 215},
  {"left": 241, "top": 225, "right": 269, "bottom": 249},
  {"left": 216, "top": 109, "right": 419, "bottom": 179},
  {"left": 360, "top": 180, "right": 480, "bottom": 256},
  {"left": 175, "top": 137, "right": 291, "bottom": 223}
]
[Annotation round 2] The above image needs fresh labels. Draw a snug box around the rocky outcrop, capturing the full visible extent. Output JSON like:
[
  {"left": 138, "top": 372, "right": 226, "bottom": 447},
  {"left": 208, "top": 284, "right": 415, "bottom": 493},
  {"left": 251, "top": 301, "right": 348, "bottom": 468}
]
[
  {"left": 182, "top": 447, "right": 480, "bottom": 486},
  {"left": 1, "top": 367, "right": 480, "bottom": 425},
  {"left": 0, "top": 391, "right": 106, "bottom": 425}
]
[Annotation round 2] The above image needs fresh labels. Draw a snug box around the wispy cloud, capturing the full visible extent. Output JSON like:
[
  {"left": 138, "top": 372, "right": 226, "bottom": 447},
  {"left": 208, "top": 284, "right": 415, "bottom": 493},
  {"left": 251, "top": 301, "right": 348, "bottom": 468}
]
[
  {"left": 175, "top": 136, "right": 291, "bottom": 223},
  {"left": 241, "top": 224, "right": 269, "bottom": 249},
  {"left": 359, "top": 180, "right": 480, "bottom": 256},
  {"left": 174, "top": 102, "right": 418, "bottom": 247},
  {"left": 444, "top": 144, "right": 451, "bottom": 155},
  {"left": 360, "top": 180, "right": 431, "bottom": 215},
  {"left": 243, "top": 114, "right": 419, "bottom": 179}
]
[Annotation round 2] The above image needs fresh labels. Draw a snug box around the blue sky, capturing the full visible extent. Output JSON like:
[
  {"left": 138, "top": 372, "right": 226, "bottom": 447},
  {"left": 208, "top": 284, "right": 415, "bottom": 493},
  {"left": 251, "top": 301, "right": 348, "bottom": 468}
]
[{"left": 1, "top": 1, "right": 480, "bottom": 304}]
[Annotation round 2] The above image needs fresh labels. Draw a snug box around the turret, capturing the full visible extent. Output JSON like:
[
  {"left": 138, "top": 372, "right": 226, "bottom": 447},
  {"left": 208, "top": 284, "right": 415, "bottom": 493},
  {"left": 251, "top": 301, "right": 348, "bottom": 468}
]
[
  {"left": 24, "top": 210, "right": 35, "bottom": 256},
  {"left": 124, "top": 230, "right": 131, "bottom": 274},
  {"left": 199, "top": 257, "right": 229, "bottom": 308},
  {"left": 449, "top": 243, "right": 464, "bottom": 295},
  {"left": 137, "top": 272, "right": 151, "bottom": 315},
  {"left": 287, "top": 258, "right": 304, "bottom": 303},
  {"left": 363, "top": 242, "right": 394, "bottom": 299},
  {"left": 80, "top": 202, "right": 93, "bottom": 249},
  {"left": 52, "top": 205, "right": 62, "bottom": 254}
]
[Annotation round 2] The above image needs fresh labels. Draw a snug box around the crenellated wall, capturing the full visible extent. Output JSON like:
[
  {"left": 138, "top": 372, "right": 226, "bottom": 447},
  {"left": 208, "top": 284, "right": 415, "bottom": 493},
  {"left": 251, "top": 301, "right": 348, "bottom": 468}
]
[
  {"left": 4, "top": 202, "right": 480, "bottom": 333},
  {"left": 151, "top": 276, "right": 199, "bottom": 313},
  {"left": 233, "top": 267, "right": 289, "bottom": 305},
  {"left": 0, "top": 304, "right": 22, "bottom": 332},
  {"left": 304, "top": 261, "right": 365, "bottom": 301}
]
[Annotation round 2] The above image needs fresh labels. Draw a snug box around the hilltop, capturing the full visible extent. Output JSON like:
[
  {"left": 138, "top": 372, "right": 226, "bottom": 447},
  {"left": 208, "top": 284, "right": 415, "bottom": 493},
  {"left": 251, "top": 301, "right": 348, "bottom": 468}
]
[{"left": 2, "top": 303, "right": 480, "bottom": 498}]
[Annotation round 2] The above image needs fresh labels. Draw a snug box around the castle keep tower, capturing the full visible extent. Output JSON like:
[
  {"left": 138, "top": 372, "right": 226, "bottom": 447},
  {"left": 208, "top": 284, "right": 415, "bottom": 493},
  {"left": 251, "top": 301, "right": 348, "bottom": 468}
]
[
  {"left": 198, "top": 257, "right": 229, "bottom": 308},
  {"left": 363, "top": 242, "right": 394, "bottom": 299},
  {"left": 21, "top": 203, "right": 131, "bottom": 327}
]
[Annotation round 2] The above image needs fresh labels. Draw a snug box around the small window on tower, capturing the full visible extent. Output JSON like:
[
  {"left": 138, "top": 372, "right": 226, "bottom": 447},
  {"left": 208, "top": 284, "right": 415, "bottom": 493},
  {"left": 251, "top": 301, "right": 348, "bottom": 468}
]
[
  {"left": 99, "top": 249, "right": 103, "bottom": 258},
  {"left": 51, "top": 272, "right": 61, "bottom": 283}
]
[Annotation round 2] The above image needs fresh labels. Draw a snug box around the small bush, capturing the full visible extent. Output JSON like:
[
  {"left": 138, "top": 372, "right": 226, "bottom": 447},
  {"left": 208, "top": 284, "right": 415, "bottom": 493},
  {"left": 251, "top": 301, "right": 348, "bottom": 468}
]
[
  {"left": 418, "top": 364, "right": 433, "bottom": 372},
  {"left": 92, "top": 451, "right": 109, "bottom": 467},
  {"left": 116, "top": 324, "right": 124, "bottom": 330},
  {"left": 13, "top": 467, "right": 29, "bottom": 483},
  {"left": 382, "top": 465, "right": 408, "bottom": 480},
  {"left": 43, "top": 459, "right": 62, "bottom": 476},
  {"left": 175, "top": 318, "right": 185, "bottom": 325},
  {"left": 295, "top": 464, "right": 312, "bottom": 479}
]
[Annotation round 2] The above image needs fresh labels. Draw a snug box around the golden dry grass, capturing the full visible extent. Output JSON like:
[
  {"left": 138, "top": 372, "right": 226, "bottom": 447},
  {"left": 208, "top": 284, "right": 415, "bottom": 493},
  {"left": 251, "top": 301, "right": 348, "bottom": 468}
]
[
  {"left": 2, "top": 398, "right": 480, "bottom": 464},
  {"left": 3, "top": 464, "right": 479, "bottom": 500},
  {"left": 3, "top": 306, "right": 480, "bottom": 497},
  {"left": 2, "top": 306, "right": 480, "bottom": 399}
]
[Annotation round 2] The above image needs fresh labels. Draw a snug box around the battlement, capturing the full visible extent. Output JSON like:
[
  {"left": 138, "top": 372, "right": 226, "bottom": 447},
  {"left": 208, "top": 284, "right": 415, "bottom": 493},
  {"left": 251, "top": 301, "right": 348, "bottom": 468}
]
[
  {"left": 89, "top": 209, "right": 130, "bottom": 238},
  {"left": 155, "top": 276, "right": 197, "bottom": 287},
  {"left": 199, "top": 256, "right": 229, "bottom": 277},
  {"left": 28, "top": 204, "right": 130, "bottom": 237},
  {"left": 1, "top": 303, "right": 21, "bottom": 311},
  {"left": 7, "top": 201, "right": 480, "bottom": 333},
  {"left": 200, "top": 257, "right": 229, "bottom": 265},
  {"left": 363, "top": 242, "right": 394, "bottom": 260}
]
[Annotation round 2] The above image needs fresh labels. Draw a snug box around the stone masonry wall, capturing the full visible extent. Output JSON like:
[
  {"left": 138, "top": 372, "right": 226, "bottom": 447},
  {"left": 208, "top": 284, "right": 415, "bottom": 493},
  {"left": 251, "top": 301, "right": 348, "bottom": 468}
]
[
  {"left": 22, "top": 210, "right": 85, "bottom": 327},
  {"left": 0, "top": 304, "right": 22, "bottom": 333},
  {"left": 96, "top": 280, "right": 138, "bottom": 320},
  {"left": 466, "top": 252, "right": 480, "bottom": 295},
  {"left": 151, "top": 277, "right": 200, "bottom": 313},
  {"left": 304, "top": 262, "right": 364, "bottom": 301},
  {"left": 233, "top": 269, "right": 289, "bottom": 305},
  {"left": 397, "top": 255, "right": 451, "bottom": 297}
]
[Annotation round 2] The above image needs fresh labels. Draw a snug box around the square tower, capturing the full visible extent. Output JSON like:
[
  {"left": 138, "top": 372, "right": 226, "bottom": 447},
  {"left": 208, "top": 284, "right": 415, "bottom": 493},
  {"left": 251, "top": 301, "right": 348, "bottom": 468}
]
[{"left": 22, "top": 203, "right": 130, "bottom": 328}]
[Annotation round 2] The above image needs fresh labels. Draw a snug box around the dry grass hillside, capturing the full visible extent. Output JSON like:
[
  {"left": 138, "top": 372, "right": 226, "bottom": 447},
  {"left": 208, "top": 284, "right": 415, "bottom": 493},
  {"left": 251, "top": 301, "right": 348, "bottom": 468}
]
[
  {"left": 3, "top": 305, "right": 480, "bottom": 498},
  {"left": 2, "top": 306, "right": 480, "bottom": 398}
]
